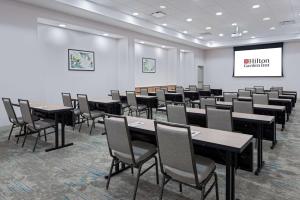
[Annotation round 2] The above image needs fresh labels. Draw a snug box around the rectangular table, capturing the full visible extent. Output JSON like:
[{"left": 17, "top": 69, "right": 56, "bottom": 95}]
[
  {"left": 148, "top": 91, "right": 183, "bottom": 102},
  {"left": 14, "top": 102, "right": 74, "bottom": 152},
  {"left": 86, "top": 98, "right": 121, "bottom": 115},
  {"left": 125, "top": 116, "right": 253, "bottom": 200},
  {"left": 114, "top": 94, "right": 158, "bottom": 119},
  {"left": 192, "top": 99, "right": 286, "bottom": 130},
  {"left": 159, "top": 106, "right": 274, "bottom": 175}
]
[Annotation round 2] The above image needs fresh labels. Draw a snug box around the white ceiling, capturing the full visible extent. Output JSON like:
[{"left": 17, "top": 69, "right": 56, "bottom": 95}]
[{"left": 17, "top": 0, "right": 300, "bottom": 48}]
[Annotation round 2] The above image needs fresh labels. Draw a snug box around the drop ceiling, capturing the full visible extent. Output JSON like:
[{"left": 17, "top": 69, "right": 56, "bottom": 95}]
[{"left": 16, "top": 0, "right": 300, "bottom": 48}]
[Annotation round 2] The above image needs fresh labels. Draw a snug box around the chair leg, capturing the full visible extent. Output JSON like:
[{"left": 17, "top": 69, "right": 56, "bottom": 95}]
[
  {"left": 89, "top": 120, "right": 94, "bottom": 135},
  {"left": 154, "top": 156, "right": 159, "bottom": 185},
  {"left": 16, "top": 125, "right": 23, "bottom": 144},
  {"left": 159, "top": 174, "right": 166, "bottom": 200},
  {"left": 44, "top": 129, "right": 47, "bottom": 142},
  {"left": 131, "top": 166, "right": 134, "bottom": 175},
  {"left": 22, "top": 127, "right": 28, "bottom": 147},
  {"left": 8, "top": 124, "right": 15, "bottom": 140},
  {"left": 87, "top": 120, "right": 89, "bottom": 127},
  {"left": 33, "top": 131, "right": 41, "bottom": 152},
  {"left": 79, "top": 119, "right": 83, "bottom": 132},
  {"left": 214, "top": 173, "right": 219, "bottom": 200},
  {"left": 132, "top": 165, "right": 142, "bottom": 200},
  {"left": 106, "top": 158, "right": 115, "bottom": 190},
  {"left": 200, "top": 185, "right": 205, "bottom": 200},
  {"left": 179, "top": 183, "right": 182, "bottom": 192}
]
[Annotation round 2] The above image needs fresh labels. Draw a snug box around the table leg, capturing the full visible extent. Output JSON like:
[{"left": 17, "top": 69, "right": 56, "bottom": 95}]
[
  {"left": 45, "top": 111, "right": 73, "bottom": 152},
  {"left": 226, "top": 152, "right": 238, "bottom": 200},
  {"left": 255, "top": 123, "right": 264, "bottom": 175}
]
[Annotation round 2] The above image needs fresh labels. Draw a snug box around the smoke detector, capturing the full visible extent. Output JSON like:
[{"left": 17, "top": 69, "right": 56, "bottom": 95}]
[{"left": 151, "top": 11, "right": 167, "bottom": 18}]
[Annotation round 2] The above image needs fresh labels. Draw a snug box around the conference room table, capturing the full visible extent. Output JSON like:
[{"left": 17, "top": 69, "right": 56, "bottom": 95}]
[
  {"left": 73, "top": 97, "right": 122, "bottom": 115},
  {"left": 210, "top": 96, "right": 292, "bottom": 121},
  {"left": 108, "top": 94, "right": 158, "bottom": 119},
  {"left": 148, "top": 91, "right": 183, "bottom": 102},
  {"left": 159, "top": 106, "right": 275, "bottom": 175},
  {"left": 110, "top": 116, "right": 253, "bottom": 200},
  {"left": 13, "top": 102, "right": 74, "bottom": 152}
]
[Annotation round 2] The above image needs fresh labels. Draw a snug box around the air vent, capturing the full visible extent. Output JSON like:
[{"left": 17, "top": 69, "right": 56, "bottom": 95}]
[
  {"left": 199, "top": 32, "right": 212, "bottom": 36},
  {"left": 151, "top": 11, "right": 167, "bottom": 18},
  {"left": 279, "top": 20, "right": 295, "bottom": 26}
]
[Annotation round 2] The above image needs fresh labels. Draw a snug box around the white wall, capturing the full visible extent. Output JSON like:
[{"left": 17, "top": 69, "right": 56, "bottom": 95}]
[
  {"left": 0, "top": 0, "right": 204, "bottom": 126},
  {"left": 204, "top": 42, "right": 300, "bottom": 95},
  {"left": 135, "top": 44, "right": 171, "bottom": 87},
  {"left": 38, "top": 24, "right": 119, "bottom": 103}
]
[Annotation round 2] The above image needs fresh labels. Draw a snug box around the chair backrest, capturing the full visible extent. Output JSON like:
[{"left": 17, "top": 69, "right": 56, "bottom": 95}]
[
  {"left": 111, "top": 90, "right": 121, "bottom": 101},
  {"left": 189, "top": 85, "right": 197, "bottom": 91},
  {"left": 245, "top": 87, "right": 256, "bottom": 93},
  {"left": 271, "top": 87, "right": 283, "bottom": 95},
  {"left": 202, "top": 85, "right": 210, "bottom": 91},
  {"left": 2, "top": 98, "right": 18, "bottom": 123},
  {"left": 267, "top": 91, "right": 279, "bottom": 98},
  {"left": 233, "top": 99, "right": 253, "bottom": 114},
  {"left": 62, "top": 93, "right": 73, "bottom": 107},
  {"left": 77, "top": 94, "right": 91, "bottom": 115},
  {"left": 176, "top": 86, "right": 185, "bottom": 100},
  {"left": 206, "top": 105, "right": 232, "bottom": 131},
  {"left": 200, "top": 97, "right": 216, "bottom": 109},
  {"left": 18, "top": 99, "right": 35, "bottom": 128},
  {"left": 253, "top": 93, "right": 269, "bottom": 105},
  {"left": 126, "top": 91, "right": 138, "bottom": 107},
  {"left": 238, "top": 89, "right": 251, "bottom": 97},
  {"left": 156, "top": 89, "right": 166, "bottom": 103},
  {"left": 223, "top": 92, "right": 238, "bottom": 102},
  {"left": 167, "top": 104, "right": 188, "bottom": 125},
  {"left": 155, "top": 121, "right": 198, "bottom": 185},
  {"left": 254, "top": 86, "right": 264, "bottom": 94},
  {"left": 140, "top": 88, "right": 148, "bottom": 96},
  {"left": 104, "top": 116, "right": 135, "bottom": 164}
]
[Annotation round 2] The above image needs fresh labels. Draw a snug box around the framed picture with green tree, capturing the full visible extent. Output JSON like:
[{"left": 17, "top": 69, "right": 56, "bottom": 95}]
[
  {"left": 68, "top": 49, "right": 95, "bottom": 71},
  {"left": 142, "top": 58, "right": 156, "bottom": 73}
]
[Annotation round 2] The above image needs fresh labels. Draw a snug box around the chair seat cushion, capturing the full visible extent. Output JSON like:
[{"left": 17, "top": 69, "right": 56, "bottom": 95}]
[
  {"left": 195, "top": 155, "right": 216, "bottom": 183},
  {"left": 132, "top": 140, "right": 157, "bottom": 163},
  {"left": 73, "top": 108, "right": 81, "bottom": 116},
  {"left": 83, "top": 111, "right": 104, "bottom": 119},
  {"left": 28, "top": 119, "right": 55, "bottom": 131},
  {"left": 130, "top": 105, "right": 148, "bottom": 111}
]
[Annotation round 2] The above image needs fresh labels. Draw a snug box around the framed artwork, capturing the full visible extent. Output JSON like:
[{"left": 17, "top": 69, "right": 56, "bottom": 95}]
[
  {"left": 68, "top": 49, "right": 95, "bottom": 71},
  {"left": 142, "top": 58, "right": 156, "bottom": 73}
]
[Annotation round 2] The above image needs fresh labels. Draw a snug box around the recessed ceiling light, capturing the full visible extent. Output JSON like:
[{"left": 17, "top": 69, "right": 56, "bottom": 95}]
[
  {"left": 198, "top": 36, "right": 204, "bottom": 39},
  {"left": 162, "top": 45, "right": 166, "bottom": 48},
  {"left": 243, "top": 30, "right": 248, "bottom": 34},
  {"left": 59, "top": 24, "right": 66, "bottom": 27},
  {"left": 263, "top": 17, "right": 271, "bottom": 21},
  {"left": 270, "top": 27, "right": 276, "bottom": 30},
  {"left": 205, "top": 26, "right": 212, "bottom": 30},
  {"left": 219, "top": 33, "right": 224, "bottom": 37},
  {"left": 160, "top": 5, "right": 166, "bottom": 9},
  {"left": 232, "top": 23, "right": 237, "bottom": 26},
  {"left": 216, "top": 12, "right": 223, "bottom": 16},
  {"left": 140, "top": 41, "right": 145, "bottom": 44},
  {"left": 183, "top": 30, "right": 188, "bottom": 34},
  {"left": 132, "top": 12, "right": 139, "bottom": 16},
  {"left": 251, "top": 36, "right": 256, "bottom": 39},
  {"left": 252, "top": 4, "right": 260, "bottom": 9},
  {"left": 186, "top": 18, "right": 193, "bottom": 22},
  {"left": 162, "top": 23, "right": 167, "bottom": 26},
  {"left": 103, "top": 33, "right": 109, "bottom": 36}
]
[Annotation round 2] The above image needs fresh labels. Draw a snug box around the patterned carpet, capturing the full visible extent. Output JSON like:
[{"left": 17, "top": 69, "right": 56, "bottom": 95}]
[{"left": 0, "top": 103, "right": 299, "bottom": 200}]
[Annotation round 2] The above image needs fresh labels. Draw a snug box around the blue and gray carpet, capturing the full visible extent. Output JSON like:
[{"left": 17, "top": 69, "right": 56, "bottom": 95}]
[{"left": 0, "top": 103, "right": 299, "bottom": 200}]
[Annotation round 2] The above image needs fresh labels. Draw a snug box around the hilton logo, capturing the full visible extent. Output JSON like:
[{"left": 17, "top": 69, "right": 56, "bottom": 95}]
[{"left": 244, "top": 58, "right": 270, "bottom": 67}]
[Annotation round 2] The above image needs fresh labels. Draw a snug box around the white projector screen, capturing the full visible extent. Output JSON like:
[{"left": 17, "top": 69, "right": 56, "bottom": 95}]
[{"left": 233, "top": 43, "right": 283, "bottom": 77}]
